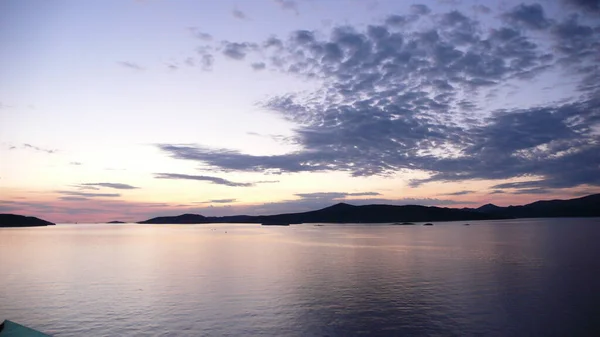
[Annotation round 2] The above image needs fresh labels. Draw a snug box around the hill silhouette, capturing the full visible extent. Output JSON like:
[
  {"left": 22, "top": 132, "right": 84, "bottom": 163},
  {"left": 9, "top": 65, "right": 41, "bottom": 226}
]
[
  {"left": 139, "top": 193, "right": 600, "bottom": 224},
  {"left": 468, "top": 193, "right": 600, "bottom": 218},
  {"left": 139, "top": 202, "right": 508, "bottom": 224},
  {"left": 0, "top": 214, "right": 56, "bottom": 227},
  {"left": 139, "top": 214, "right": 207, "bottom": 224}
]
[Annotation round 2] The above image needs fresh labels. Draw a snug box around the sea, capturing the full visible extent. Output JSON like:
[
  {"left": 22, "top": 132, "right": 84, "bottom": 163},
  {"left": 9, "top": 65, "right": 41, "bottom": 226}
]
[{"left": 1, "top": 218, "right": 599, "bottom": 336}]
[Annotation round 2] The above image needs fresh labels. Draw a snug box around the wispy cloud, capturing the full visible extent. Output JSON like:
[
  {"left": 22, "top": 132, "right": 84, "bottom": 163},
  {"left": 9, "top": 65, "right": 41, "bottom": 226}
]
[
  {"left": 57, "top": 191, "right": 121, "bottom": 198},
  {"left": 512, "top": 188, "right": 553, "bottom": 194},
  {"left": 187, "top": 27, "right": 213, "bottom": 41},
  {"left": 472, "top": 4, "right": 492, "bottom": 14},
  {"left": 77, "top": 183, "right": 140, "bottom": 190},
  {"left": 197, "top": 198, "right": 237, "bottom": 204},
  {"left": 295, "top": 192, "right": 381, "bottom": 199},
  {"left": 72, "top": 185, "right": 100, "bottom": 191},
  {"left": 117, "top": 61, "right": 145, "bottom": 71},
  {"left": 232, "top": 9, "right": 248, "bottom": 20},
  {"left": 221, "top": 41, "right": 257, "bottom": 60},
  {"left": 8, "top": 143, "right": 57, "bottom": 154},
  {"left": 59, "top": 196, "right": 90, "bottom": 201},
  {"left": 273, "top": 0, "right": 299, "bottom": 15},
  {"left": 256, "top": 180, "right": 280, "bottom": 184},
  {"left": 410, "top": 4, "right": 431, "bottom": 15},
  {"left": 251, "top": 62, "right": 266, "bottom": 70},
  {"left": 441, "top": 190, "right": 475, "bottom": 196},
  {"left": 154, "top": 173, "right": 254, "bottom": 187}
]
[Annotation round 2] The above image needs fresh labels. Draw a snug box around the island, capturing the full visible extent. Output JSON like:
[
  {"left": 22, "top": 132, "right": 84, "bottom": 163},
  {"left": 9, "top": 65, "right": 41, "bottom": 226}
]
[
  {"left": 139, "top": 202, "right": 509, "bottom": 224},
  {"left": 137, "top": 193, "right": 600, "bottom": 225},
  {"left": 0, "top": 214, "right": 56, "bottom": 227},
  {"left": 107, "top": 221, "right": 126, "bottom": 224},
  {"left": 464, "top": 193, "right": 600, "bottom": 218}
]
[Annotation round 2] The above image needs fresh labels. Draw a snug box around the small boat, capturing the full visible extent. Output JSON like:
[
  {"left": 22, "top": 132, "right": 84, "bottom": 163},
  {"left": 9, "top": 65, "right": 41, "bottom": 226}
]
[{"left": 0, "top": 320, "right": 51, "bottom": 336}]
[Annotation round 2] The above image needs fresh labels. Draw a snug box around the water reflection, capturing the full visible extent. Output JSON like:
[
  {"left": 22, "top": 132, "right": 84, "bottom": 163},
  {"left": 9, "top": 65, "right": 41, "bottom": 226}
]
[{"left": 1, "top": 219, "right": 599, "bottom": 336}]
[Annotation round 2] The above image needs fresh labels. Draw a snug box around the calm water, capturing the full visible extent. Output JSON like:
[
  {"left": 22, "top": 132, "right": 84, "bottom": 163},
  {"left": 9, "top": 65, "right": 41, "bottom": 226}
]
[{"left": 1, "top": 218, "right": 600, "bottom": 336}]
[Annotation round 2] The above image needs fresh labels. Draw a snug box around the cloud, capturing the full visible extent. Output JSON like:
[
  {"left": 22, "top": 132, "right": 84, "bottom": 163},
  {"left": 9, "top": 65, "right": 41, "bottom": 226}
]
[
  {"left": 410, "top": 4, "right": 431, "bottom": 15},
  {"left": 59, "top": 197, "right": 90, "bottom": 201},
  {"left": 70, "top": 162, "right": 82, "bottom": 166},
  {"left": 198, "top": 198, "right": 237, "bottom": 204},
  {"left": 251, "top": 62, "right": 266, "bottom": 70},
  {"left": 72, "top": 184, "right": 100, "bottom": 191},
  {"left": 347, "top": 192, "right": 381, "bottom": 196},
  {"left": 222, "top": 42, "right": 256, "bottom": 60},
  {"left": 512, "top": 188, "right": 553, "bottom": 194},
  {"left": 472, "top": 4, "right": 491, "bottom": 14},
  {"left": 502, "top": 3, "right": 552, "bottom": 30},
  {"left": 156, "top": 144, "right": 320, "bottom": 174},
  {"left": 441, "top": 190, "right": 475, "bottom": 196},
  {"left": 491, "top": 181, "right": 545, "bottom": 189},
  {"left": 57, "top": 191, "right": 121, "bottom": 198},
  {"left": 8, "top": 143, "right": 57, "bottom": 154},
  {"left": 294, "top": 191, "right": 381, "bottom": 199},
  {"left": 188, "top": 27, "right": 213, "bottom": 41},
  {"left": 200, "top": 54, "right": 214, "bottom": 71},
  {"left": 166, "top": 62, "right": 179, "bottom": 71},
  {"left": 273, "top": 0, "right": 299, "bottom": 15},
  {"left": 561, "top": 0, "right": 600, "bottom": 14},
  {"left": 78, "top": 183, "right": 139, "bottom": 190},
  {"left": 232, "top": 9, "right": 248, "bottom": 20},
  {"left": 184, "top": 57, "right": 195, "bottom": 67},
  {"left": 117, "top": 61, "right": 145, "bottom": 70},
  {"left": 24, "top": 144, "right": 56, "bottom": 154},
  {"left": 162, "top": 4, "right": 600, "bottom": 192},
  {"left": 154, "top": 173, "right": 254, "bottom": 187},
  {"left": 256, "top": 180, "right": 280, "bottom": 184}
]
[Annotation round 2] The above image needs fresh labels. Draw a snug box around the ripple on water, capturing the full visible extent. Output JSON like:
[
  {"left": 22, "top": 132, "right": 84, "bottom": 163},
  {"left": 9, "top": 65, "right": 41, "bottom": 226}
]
[{"left": 1, "top": 220, "right": 599, "bottom": 336}]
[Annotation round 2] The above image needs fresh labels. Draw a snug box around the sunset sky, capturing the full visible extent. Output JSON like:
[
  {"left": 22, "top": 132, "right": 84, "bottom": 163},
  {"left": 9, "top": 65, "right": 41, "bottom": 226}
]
[{"left": 1, "top": 0, "right": 599, "bottom": 222}]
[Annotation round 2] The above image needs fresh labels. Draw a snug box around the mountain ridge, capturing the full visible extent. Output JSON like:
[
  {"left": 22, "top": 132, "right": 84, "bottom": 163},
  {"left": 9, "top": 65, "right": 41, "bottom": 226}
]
[
  {"left": 140, "top": 202, "right": 505, "bottom": 224},
  {"left": 139, "top": 193, "right": 600, "bottom": 224},
  {"left": 466, "top": 193, "right": 600, "bottom": 218}
]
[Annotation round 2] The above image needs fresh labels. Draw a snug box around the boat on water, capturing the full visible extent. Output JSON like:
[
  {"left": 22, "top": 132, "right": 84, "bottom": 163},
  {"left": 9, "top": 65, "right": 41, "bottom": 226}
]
[{"left": 0, "top": 320, "right": 50, "bottom": 337}]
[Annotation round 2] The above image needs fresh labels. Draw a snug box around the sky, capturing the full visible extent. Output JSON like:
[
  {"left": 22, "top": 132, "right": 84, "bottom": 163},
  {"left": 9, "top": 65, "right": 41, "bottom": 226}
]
[{"left": 1, "top": 0, "right": 599, "bottom": 222}]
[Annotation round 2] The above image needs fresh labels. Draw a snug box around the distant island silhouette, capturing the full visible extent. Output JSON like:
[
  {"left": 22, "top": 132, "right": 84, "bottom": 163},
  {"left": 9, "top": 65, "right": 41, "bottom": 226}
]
[
  {"left": 464, "top": 193, "right": 600, "bottom": 218},
  {"left": 2, "top": 194, "right": 598, "bottom": 226},
  {"left": 0, "top": 214, "right": 56, "bottom": 227},
  {"left": 107, "top": 221, "right": 126, "bottom": 224},
  {"left": 139, "top": 193, "right": 600, "bottom": 224}
]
